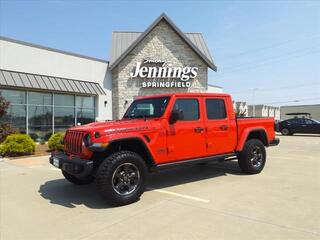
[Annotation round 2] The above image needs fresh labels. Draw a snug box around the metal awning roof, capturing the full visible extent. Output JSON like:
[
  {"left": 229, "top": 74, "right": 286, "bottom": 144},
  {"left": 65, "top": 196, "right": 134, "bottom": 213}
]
[
  {"left": 110, "top": 32, "right": 215, "bottom": 68},
  {"left": 0, "top": 69, "right": 106, "bottom": 95}
]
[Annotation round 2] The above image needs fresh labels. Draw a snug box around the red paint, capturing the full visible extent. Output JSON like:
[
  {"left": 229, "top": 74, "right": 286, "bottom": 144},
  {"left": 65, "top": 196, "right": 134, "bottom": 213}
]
[{"left": 64, "top": 93, "right": 277, "bottom": 164}]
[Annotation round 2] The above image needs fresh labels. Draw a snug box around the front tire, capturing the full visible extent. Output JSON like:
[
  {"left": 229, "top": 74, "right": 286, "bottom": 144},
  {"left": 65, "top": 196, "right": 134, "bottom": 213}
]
[
  {"left": 62, "top": 170, "right": 94, "bottom": 185},
  {"left": 96, "top": 151, "right": 147, "bottom": 206},
  {"left": 238, "top": 139, "right": 266, "bottom": 174}
]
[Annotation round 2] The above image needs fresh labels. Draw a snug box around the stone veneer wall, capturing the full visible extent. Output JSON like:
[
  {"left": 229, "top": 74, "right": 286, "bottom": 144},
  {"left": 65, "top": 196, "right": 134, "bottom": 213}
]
[{"left": 111, "top": 20, "right": 208, "bottom": 119}]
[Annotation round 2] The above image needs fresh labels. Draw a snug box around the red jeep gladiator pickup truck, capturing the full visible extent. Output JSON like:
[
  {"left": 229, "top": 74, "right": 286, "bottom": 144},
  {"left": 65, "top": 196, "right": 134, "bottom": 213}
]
[{"left": 50, "top": 93, "right": 279, "bottom": 206}]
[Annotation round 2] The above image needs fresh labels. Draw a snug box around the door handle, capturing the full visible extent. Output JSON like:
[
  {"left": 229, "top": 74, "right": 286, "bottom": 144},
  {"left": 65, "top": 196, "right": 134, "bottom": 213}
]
[
  {"left": 194, "top": 127, "right": 204, "bottom": 133},
  {"left": 220, "top": 125, "right": 229, "bottom": 131}
]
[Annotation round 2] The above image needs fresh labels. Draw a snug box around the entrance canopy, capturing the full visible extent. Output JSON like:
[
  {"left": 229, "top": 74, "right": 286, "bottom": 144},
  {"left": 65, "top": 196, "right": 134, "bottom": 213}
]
[{"left": 0, "top": 69, "right": 105, "bottom": 95}]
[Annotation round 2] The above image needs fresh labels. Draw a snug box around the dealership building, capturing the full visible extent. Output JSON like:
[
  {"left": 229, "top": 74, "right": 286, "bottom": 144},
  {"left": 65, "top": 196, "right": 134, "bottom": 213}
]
[{"left": 0, "top": 14, "right": 221, "bottom": 141}]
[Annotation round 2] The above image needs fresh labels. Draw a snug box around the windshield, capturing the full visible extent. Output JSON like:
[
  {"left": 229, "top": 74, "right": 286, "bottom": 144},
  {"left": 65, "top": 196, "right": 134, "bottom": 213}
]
[{"left": 123, "top": 97, "right": 170, "bottom": 119}]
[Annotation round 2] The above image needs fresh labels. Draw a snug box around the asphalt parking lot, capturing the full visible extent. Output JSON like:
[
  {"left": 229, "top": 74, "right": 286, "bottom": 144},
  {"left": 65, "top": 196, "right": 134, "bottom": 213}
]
[{"left": 0, "top": 135, "right": 319, "bottom": 240}]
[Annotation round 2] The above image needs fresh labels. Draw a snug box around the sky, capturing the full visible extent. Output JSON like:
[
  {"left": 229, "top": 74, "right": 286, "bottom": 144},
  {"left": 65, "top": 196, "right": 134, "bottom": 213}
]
[{"left": 0, "top": 0, "right": 319, "bottom": 106}]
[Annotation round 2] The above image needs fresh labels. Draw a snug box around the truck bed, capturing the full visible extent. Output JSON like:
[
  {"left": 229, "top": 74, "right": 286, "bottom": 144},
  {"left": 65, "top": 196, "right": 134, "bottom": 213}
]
[{"left": 236, "top": 117, "right": 276, "bottom": 144}]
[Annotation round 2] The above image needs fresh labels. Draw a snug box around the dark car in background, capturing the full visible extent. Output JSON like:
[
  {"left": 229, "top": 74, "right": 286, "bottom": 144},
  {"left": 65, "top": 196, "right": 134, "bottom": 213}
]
[{"left": 277, "top": 118, "right": 320, "bottom": 135}]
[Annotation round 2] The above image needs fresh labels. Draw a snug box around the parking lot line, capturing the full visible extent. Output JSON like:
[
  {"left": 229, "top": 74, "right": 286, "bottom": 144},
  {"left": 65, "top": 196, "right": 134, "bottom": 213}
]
[
  {"left": 270, "top": 156, "right": 294, "bottom": 160},
  {"left": 51, "top": 168, "right": 61, "bottom": 171},
  {"left": 147, "top": 187, "right": 210, "bottom": 203}
]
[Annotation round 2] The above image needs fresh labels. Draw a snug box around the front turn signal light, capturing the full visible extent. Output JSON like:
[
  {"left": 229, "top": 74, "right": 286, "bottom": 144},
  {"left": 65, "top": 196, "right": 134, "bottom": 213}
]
[{"left": 91, "top": 142, "right": 109, "bottom": 148}]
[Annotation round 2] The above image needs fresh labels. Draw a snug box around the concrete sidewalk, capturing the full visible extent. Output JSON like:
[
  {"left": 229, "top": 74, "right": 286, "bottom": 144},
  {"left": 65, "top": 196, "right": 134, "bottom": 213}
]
[{"left": 2, "top": 155, "right": 50, "bottom": 168}]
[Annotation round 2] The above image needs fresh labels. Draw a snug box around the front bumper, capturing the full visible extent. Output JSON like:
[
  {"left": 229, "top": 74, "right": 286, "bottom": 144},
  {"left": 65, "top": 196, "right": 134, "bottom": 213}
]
[
  {"left": 269, "top": 138, "right": 280, "bottom": 146},
  {"left": 49, "top": 152, "right": 93, "bottom": 177}
]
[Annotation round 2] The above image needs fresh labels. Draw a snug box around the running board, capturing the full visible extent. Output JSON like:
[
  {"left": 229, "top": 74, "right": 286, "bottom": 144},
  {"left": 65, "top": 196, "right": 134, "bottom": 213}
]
[{"left": 151, "top": 153, "right": 236, "bottom": 172}]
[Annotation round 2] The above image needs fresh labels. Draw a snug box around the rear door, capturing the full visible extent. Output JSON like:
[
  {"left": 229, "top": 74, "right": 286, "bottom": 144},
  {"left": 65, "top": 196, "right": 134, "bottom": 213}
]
[
  {"left": 166, "top": 98, "right": 207, "bottom": 161},
  {"left": 296, "top": 118, "right": 309, "bottom": 133},
  {"left": 204, "top": 97, "right": 237, "bottom": 155}
]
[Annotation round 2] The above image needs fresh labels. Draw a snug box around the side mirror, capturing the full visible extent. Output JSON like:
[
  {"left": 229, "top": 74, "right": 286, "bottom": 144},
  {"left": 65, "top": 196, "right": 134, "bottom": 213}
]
[{"left": 169, "top": 109, "right": 179, "bottom": 124}]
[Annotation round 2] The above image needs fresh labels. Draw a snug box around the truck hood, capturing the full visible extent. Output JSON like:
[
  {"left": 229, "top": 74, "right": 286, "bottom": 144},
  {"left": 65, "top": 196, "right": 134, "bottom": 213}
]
[{"left": 69, "top": 119, "right": 155, "bottom": 135}]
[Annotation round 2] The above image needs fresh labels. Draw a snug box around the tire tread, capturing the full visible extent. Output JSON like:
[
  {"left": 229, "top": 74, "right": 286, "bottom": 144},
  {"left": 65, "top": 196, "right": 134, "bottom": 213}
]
[
  {"left": 238, "top": 139, "right": 266, "bottom": 174},
  {"left": 95, "top": 151, "right": 146, "bottom": 206}
]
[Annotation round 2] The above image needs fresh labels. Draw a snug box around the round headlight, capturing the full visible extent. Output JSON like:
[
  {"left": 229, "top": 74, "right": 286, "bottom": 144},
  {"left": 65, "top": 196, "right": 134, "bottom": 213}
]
[
  {"left": 60, "top": 136, "right": 65, "bottom": 145},
  {"left": 94, "top": 132, "right": 101, "bottom": 138}
]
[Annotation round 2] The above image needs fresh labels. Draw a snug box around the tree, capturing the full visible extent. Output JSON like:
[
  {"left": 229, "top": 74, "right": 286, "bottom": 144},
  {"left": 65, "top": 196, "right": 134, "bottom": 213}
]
[{"left": 0, "top": 96, "right": 16, "bottom": 143}]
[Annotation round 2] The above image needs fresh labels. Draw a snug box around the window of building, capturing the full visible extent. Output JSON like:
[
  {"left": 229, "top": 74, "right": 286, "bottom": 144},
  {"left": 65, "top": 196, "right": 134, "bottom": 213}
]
[
  {"left": 76, "top": 96, "right": 94, "bottom": 108},
  {"left": 76, "top": 96, "right": 95, "bottom": 125},
  {"left": 29, "top": 92, "right": 52, "bottom": 105},
  {"left": 205, "top": 99, "right": 227, "bottom": 120},
  {"left": 54, "top": 94, "right": 75, "bottom": 132},
  {"left": 27, "top": 92, "right": 53, "bottom": 141},
  {"left": 54, "top": 94, "right": 75, "bottom": 106},
  {"left": 77, "top": 108, "right": 95, "bottom": 125},
  {"left": 1, "top": 105, "right": 27, "bottom": 133},
  {"left": 0, "top": 89, "right": 96, "bottom": 141},
  {"left": 54, "top": 107, "right": 75, "bottom": 132},
  {"left": 173, "top": 99, "right": 199, "bottom": 121},
  {"left": 28, "top": 106, "right": 53, "bottom": 141},
  {"left": 0, "top": 89, "right": 27, "bottom": 133},
  {"left": 1, "top": 89, "right": 26, "bottom": 104}
]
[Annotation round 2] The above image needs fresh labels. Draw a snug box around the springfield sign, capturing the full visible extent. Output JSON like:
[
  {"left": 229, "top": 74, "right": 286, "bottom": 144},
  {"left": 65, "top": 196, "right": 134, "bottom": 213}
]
[{"left": 130, "top": 59, "right": 198, "bottom": 88}]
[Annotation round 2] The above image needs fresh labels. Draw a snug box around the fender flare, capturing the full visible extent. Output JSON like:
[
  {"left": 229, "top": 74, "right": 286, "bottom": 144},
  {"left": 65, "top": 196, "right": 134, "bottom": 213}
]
[
  {"left": 236, "top": 127, "right": 268, "bottom": 151},
  {"left": 107, "top": 136, "right": 156, "bottom": 166}
]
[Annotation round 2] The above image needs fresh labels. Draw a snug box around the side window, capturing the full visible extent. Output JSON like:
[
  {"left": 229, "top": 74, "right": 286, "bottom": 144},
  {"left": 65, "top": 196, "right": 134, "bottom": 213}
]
[
  {"left": 287, "top": 119, "right": 294, "bottom": 124},
  {"left": 205, "top": 99, "right": 227, "bottom": 120},
  {"left": 173, "top": 99, "right": 199, "bottom": 121},
  {"left": 305, "top": 119, "right": 314, "bottom": 125},
  {"left": 289, "top": 119, "right": 298, "bottom": 124}
]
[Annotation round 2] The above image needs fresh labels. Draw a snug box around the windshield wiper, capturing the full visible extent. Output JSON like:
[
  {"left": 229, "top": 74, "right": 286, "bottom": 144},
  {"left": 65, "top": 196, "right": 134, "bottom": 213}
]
[
  {"left": 135, "top": 115, "right": 149, "bottom": 120},
  {"left": 123, "top": 115, "right": 149, "bottom": 120}
]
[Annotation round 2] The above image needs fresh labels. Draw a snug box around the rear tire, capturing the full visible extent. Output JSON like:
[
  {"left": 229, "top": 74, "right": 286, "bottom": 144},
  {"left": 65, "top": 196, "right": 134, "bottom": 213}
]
[
  {"left": 62, "top": 170, "right": 94, "bottom": 185},
  {"left": 238, "top": 139, "right": 266, "bottom": 174},
  {"left": 281, "top": 128, "right": 290, "bottom": 136},
  {"left": 96, "top": 151, "right": 147, "bottom": 206}
]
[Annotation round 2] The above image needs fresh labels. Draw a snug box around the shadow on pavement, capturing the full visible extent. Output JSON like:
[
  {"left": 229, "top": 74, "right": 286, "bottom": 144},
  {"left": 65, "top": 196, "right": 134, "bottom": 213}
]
[
  {"left": 38, "top": 160, "right": 243, "bottom": 209},
  {"left": 38, "top": 179, "right": 110, "bottom": 209},
  {"left": 147, "top": 160, "right": 243, "bottom": 189}
]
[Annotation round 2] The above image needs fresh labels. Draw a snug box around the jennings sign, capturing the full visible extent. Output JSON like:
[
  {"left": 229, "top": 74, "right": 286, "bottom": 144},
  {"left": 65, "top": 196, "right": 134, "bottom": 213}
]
[{"left": 130, "top": 59, "right": 198, "bottom": 88}]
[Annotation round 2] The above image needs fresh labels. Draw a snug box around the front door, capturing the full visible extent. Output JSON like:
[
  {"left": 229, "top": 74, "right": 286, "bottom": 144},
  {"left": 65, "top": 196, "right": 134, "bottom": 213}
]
[
  {"left": 166, "top": 98, "right": 207, "bottom": 162},
  {"left": 305, "top": 119, "right": 320, "bottom": 134}
]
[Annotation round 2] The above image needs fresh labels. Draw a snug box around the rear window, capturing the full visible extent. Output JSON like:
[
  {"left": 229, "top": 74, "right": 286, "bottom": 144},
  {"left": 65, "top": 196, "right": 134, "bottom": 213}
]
[{"left": 205, "top": 99, "right": 226, "bottom": 120}]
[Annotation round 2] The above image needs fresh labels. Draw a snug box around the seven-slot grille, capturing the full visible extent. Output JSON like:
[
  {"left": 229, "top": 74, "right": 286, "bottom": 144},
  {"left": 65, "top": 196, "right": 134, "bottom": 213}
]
[{"left": 64, "top": 131, "right": 85, "bottom": 154}]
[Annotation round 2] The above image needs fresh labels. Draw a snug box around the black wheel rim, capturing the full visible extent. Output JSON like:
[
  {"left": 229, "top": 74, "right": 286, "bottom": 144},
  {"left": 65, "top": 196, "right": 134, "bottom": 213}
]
[
  {"left": 282, "top": 129, "right": 289, "bottom": 135},
  {"left": 250, "top": 146, "right": 263, "bottom": 168},
  {"left": 112, "top": 163, "right": 140, "bottom": 195}
]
